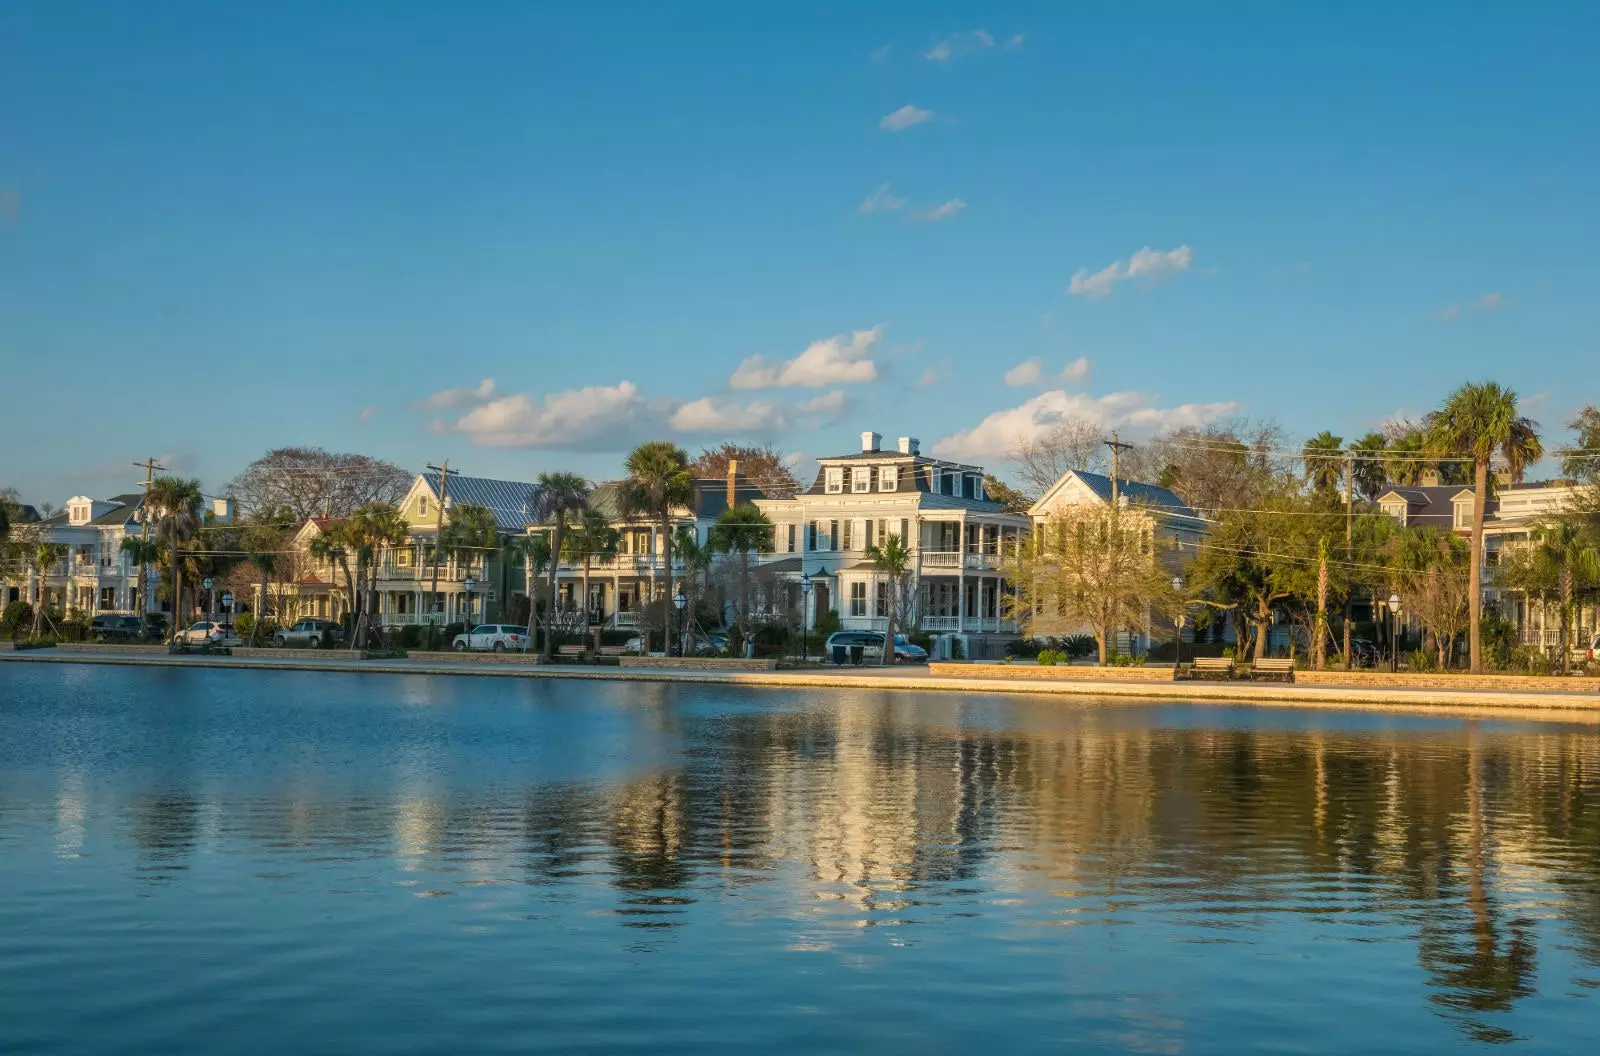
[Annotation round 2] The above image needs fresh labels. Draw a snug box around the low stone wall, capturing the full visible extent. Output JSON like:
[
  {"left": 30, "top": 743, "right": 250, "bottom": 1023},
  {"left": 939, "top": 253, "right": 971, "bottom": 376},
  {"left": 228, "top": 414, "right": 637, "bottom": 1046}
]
[
  {"left": 232, "top": 647, "right": 367, "bottom": 661},
  {"left": 1296, "top": 670, "right": 1599, "bottom": 695},
  {"left": 931, "top": 662, "right": 1175, "bottom": 682},
  {"left": 619, "top": 657, "right": 780, "bottom": 672},
  {"left": 56, "top": 643, "right": 169, "bottom": 655},
  {"left": 1, "top": 641, "right": 54, "bottom": 651},
  {"left": 408, "top": 650, "right": 543, "bottom": 664}
]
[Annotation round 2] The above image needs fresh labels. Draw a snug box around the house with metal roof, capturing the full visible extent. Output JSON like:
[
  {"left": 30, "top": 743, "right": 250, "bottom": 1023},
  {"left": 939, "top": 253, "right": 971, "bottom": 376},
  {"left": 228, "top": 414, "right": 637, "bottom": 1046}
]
[{"left": 753, "top": 431, "right": 1030, "bottom": 657}]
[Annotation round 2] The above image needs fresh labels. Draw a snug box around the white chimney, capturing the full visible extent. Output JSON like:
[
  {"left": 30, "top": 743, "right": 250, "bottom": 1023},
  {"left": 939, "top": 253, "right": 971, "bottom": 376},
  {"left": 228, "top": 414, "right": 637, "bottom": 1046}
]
[
  {"left": 898, "top": 436, "right": 919, "bottom": 455},
  {"left": 861, "top": 431, "right": 882, "bottom": 453},
  {"left": 211, "top": 497, "right": 236, "bottom": 523}
]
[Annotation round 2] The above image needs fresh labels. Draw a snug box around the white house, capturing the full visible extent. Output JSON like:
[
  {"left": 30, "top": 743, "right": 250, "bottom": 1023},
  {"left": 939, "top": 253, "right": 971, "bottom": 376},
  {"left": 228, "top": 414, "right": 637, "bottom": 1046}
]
[{"left": 755, "top": 431, "right": 1030, "bottom": 658}]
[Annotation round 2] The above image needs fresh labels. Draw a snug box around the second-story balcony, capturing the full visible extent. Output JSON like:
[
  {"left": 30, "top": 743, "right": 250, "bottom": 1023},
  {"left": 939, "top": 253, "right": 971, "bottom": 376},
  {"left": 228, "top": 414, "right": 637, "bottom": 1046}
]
[{"left": 919, "top": 550, "right": 1002, "bottom": 571}]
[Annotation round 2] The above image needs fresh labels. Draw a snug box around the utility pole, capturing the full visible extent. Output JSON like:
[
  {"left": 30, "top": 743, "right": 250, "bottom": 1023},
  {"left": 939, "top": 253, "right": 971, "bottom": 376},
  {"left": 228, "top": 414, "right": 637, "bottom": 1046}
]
[
  {"left": 1103, "top": 431, "right": 1135, "bottom": 505},
  {"left": 133, "top": 457, "right": 166, "bottom": 618},
  {"left": 1343, "top": 453, "right": 1354, "bottom": 670},
  {"left": 425, "top": 461, "right": 452, "bottom": 646}
]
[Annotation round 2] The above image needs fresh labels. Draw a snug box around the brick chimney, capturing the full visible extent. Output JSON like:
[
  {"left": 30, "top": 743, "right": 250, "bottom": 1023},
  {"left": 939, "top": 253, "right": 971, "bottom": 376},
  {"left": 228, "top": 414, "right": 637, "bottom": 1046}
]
[{"left": 727, "top": 458, "right": 738, "bottom": 507}]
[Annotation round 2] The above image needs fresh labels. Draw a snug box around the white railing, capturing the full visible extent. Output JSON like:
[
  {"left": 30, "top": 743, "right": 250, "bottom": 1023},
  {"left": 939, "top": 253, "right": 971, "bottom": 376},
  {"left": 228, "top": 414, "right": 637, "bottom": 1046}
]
[
  {"left": 612, "top": 611, "right": 642, "bottom": 628},
  {"left": 921, "top": 551, "right": 961, "bottom": 568},
  {"left": 917, "top": 616, "right": 1015, "bottom": 633}
]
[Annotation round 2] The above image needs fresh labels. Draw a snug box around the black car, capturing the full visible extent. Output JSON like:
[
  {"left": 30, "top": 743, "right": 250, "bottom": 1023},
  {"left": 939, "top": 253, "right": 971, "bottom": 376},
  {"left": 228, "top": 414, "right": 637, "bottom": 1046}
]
[{"left": 90, "top": 614, "right": 146, "bottom": 642}]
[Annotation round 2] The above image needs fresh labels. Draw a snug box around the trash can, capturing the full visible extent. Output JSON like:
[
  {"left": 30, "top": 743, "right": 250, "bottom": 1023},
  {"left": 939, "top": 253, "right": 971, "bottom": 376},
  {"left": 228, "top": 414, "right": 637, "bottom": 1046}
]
[
  {"left": 832, "top": 644, "right": 848, "bottom": 665},
  {"left": 849, "top": 644, "right": 864, "bottom": 666}
]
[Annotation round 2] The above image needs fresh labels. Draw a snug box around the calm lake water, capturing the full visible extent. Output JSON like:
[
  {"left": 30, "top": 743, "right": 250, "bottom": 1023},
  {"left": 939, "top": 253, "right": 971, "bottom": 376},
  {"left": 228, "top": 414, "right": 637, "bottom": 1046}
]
[{"left": 2, "top": 665, "right": 1599, "bottom": 1054}]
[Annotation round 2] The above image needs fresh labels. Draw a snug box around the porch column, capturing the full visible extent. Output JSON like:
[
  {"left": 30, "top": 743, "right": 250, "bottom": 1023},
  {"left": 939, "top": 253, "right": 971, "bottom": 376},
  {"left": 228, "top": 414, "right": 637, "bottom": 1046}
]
[{"left": 957, "top": 568, "right": 966, "bottom": 632}]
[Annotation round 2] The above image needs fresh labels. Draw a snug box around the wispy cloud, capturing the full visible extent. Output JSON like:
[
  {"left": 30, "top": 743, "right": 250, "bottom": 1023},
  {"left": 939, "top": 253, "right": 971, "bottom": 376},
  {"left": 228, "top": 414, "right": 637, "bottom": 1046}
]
[
  {"left": 933, "top": 390, "right": 1240, "bottom": 460},
  {"left": 357, "top": 406, "right": 379, "bottom": 423},
  {"left": 795, "top": 390, "right": 849, "bottom": 422},
  {"left": 911, "top": 197, "right": 966, "bottom": 223},
  {"left": 1434, "top": 291, "right": 1505, "bottom": 321},
  {"left": 1061, "top": 356, "right": 1091, "bottom": 383},
  {"left": 452, "top": 381, "right": 660, "bottom": 449},
  {"left": 869, "top": 42, "right": 894, "bottom": 64},
  {"left": 925, "top": 30, "right": 994, "bottom": 62},
  {"left": 858, "top": 183, "right": 908, "bottom": 214},
  {"left": 729, "top": 326, "right": 884, "bottom": 389},
  {"left": 1004, "top": 33, "right": 1025, "bottom": 50},
  {"left": 670, "top": 396, "right": 787, "bottom": 433},
  {"left": 415, "top": 377, "right": 498, "bottom": 411},
  {"left": 880, "top": 104, "right": 935, "bottom": 131},
  {"left": 1004, "top": 358, "right": 1042, "bottom": 387},
  {"left": 917, "top": 367, "right": 943, "bottom": 389},
  {"left": 1068, "top": 245, "right": 1195, "bottom": 299}
]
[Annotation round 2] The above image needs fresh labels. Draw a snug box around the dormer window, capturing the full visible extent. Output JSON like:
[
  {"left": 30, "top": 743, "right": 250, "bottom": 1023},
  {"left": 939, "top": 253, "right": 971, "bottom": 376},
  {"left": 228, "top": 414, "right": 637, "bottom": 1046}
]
[
  {"left": 879, "top": 466, "right": 898, "bottom": 492},
  {"left": 825, "top": 467, "right": 844, "bottom": 494},
  {"left": 852, "top": 466, "right": 871, "bottom": 493},
  {"left": 1453, "top": 497, "right": 1474, "bottom": 529}
]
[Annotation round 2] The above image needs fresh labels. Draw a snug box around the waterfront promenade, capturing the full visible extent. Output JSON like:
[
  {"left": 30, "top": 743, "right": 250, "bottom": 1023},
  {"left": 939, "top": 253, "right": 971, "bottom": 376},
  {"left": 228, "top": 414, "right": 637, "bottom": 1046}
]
[{"left": 4, "top": 648, "right": 1597, "bottom": 720}]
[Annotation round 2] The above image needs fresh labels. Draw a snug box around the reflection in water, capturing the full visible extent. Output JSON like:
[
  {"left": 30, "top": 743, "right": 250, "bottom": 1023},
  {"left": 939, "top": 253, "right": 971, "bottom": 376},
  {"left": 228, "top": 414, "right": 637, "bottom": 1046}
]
[{"left": 2, "top": 667, "right": 1599, "bottom": 1053}]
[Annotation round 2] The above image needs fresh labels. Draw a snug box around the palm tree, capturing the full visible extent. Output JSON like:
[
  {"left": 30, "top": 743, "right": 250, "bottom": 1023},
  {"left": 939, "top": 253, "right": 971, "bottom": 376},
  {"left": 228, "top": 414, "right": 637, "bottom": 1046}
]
[
  {"left": 1526, "top": 519, "right": 1600, "bottom": 674},
  {"left": 1350, "top": 432, "right": 1390, "bottom": 501},
  {"left": 237, "top": 506, "right": 295, "bottom": 642},
  {"left": 562, "top": 508, "right": 620, "bottom": 628},
  {"left": 346, "top": 502, "right": 411, "bottom": 647},
  {"left": 307, "top": 521, "right": 357, "bottom": 629},
  {"left": 526, "top": 472, "right": 592, "bottom": 660},
  {"left": 30, "top": 541, "right": 68, "bottom": 638},
  {"left": 1301, "top": 431, "right": 1345, "bottom": 495},
  {"left": 1425, "top": 382, "right": 1544, "bottom": 672},
  {"left": 506, "top": 534, "right": 552, "bottom": 632},
  {"left": 119, "top": 536, "right": 163, "bottom": 618},
  {"left": 619, "top": 442, "right": 695, "bottom": 653},
  {"left": 146, "top": 476, "right": 203, "bottom": 640},
  {"left": 673, "top": 525, "right": 716, "bottom": 646},
  {"left": 439, "top": 502, "right": 500, "bottom": 626},
  {"left": 865, "top": 532, "right": 914, "bottom": 666},
  {"left": 708, "top": 505, "right": 774, "bottom": 631}
]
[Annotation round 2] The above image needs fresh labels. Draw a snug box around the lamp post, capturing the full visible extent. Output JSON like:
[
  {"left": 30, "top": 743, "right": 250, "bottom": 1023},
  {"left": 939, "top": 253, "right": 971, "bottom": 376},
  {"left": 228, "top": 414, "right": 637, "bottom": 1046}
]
[
  {"left": 1387, "top": 592, "right": 1402, "bottom": 672},
  {"left": 1172, "top": 575, "right": 1185, "bottom": 673},
  {"left": 673, "top": 588, "right": 687, "bottom": 656},
  {"left": 800, "top": 571, "right": 813, "bottom": 663},
  {"left": 464, "top": 576, "right": 477, "bottom": 627}
]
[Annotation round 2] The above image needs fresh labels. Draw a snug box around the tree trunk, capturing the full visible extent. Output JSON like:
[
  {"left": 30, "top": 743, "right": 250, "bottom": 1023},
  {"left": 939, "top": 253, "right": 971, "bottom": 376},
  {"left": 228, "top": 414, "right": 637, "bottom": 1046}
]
[
  {"left": 1254, "top": 602, "right": 1270, "bottom": 660},
  {"left": 1096, "top": 630, "right": 1108, "bottom": 666},
  {"left": 660, "top": 511, "right": 673, "bottom": 655},
  {"left": 1560, "top": 566, "right": 1572, "bottom": 676},
  {"left": 171, "top": 544, "right": 183, "bottom": 642},
  {"left": 1468, "top": 457, "right": 1487, "bottom": 672},
  {"left": 1314, "top": 545, "right": 1328, "bottom": 670},
  {"left": 256, "top": 564, "right": 269, "bottom": 645}
]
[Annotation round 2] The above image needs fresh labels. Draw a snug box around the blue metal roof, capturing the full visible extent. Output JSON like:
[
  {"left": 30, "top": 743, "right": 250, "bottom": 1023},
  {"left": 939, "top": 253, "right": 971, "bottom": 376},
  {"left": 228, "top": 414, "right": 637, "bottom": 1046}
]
[
  {"left": 1071, "top": 471, "right": 1202, "bottom": 520},
  {"left": 422, "top": 472, "right": 537, "bottom": 533}
]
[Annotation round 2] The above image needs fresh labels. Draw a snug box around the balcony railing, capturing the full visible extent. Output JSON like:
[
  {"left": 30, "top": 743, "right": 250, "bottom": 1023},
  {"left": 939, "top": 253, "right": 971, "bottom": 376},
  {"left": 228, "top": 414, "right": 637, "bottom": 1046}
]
[{"left": 920, "top": 616, "right": 1015, "bottom": 633}]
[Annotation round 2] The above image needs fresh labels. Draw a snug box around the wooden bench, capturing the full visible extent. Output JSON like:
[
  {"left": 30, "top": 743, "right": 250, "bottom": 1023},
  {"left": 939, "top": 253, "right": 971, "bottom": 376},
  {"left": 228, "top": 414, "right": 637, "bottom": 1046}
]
[
  {"left": 1250, "top": 658, "right": 1295, "bottom": 682},
  {"left": 1192, "top": 658, "right": 1235, "bottom": 680}
]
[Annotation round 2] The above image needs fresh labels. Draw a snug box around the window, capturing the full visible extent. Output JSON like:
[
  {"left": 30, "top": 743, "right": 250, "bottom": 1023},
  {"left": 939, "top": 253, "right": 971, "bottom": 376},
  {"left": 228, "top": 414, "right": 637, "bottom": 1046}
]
[
  {"left": 850, "top": 581, "right": 867, "bottom": 616},
  {"left": 1454, "top": 500, "right": 1473, "bottom": 529},
  {"left": 864, "top": 520, "right": 874, "bottom": 549},
  {"left": 900, "top": 518, "right": 909, "bottom": 545},
  {"left": 875, "top": 581, "right": 889, "bottom": 617},
  {"left": 786, "top": 524, "right": 796, "bottom": 553},
  {"left": 842, "top": 520, "right": 853, "bottom": 551},
  {"left": 852, "top": 466, "right": 871, "bottom": 493},
  {"left": 807, "top": 521, "right": 818, "bottom": 551},
  {"left": 880, "top": 466, "right": 898, "bottom": 492},
  {"left": 418, "top": 496, "right": 429, "bottom": 517},
  {"left": 825, "top": 466, "right": 844, "bottom": 494}
]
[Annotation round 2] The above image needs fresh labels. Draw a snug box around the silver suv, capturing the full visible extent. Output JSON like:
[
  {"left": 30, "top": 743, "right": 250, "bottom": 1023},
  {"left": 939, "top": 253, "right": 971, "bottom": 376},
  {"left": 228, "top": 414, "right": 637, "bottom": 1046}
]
[{"left": 274, "top": 619, "right": 344, "bottom": 648}]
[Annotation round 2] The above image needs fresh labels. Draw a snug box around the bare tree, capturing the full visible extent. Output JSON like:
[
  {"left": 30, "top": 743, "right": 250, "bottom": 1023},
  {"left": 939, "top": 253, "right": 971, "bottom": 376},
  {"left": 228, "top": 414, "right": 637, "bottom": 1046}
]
[
  {"left": 226, "top": 447, "right": 411, "bottom": 521},
  {"left": 690, "top": 443, "right": 801, "bottom": 498},
  {"left": 1009, "top": 417, "right": 1107, "bottom": 497},
  {"left": 1140, "top": 418, "right": 1289, "bottom": 516}
]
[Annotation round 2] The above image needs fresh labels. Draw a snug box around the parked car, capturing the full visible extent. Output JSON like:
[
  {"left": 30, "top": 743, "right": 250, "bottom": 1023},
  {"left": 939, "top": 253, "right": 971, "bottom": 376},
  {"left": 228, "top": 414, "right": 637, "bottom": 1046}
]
[
  {"left": 824, "top": 631, "right": 885, "bottom": 665},
  {"left": 889, "top": 635, "right": 928, "bottom": 663},
  {"left": 273, "top": 619, "right": 344, "bottom": 648},
  {"left": 452, "top": 624, "right": 530, "bottom": 652},
  {"left": 90, "top": 614, "right": 145, "bottom": 642},
  {"left": 180, "top": 621, "right": 234, "bottom": 645}
]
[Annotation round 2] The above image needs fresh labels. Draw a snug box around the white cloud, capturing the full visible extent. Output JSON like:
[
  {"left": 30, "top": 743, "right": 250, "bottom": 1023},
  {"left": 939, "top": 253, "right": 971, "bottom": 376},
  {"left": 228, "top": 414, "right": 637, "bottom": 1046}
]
[
  {"left": 931, "top": 389, "right": 1240, "bottom": 461},
  {"left": 670, "top": 396, "right": 787, "bottom": 433},
  {"left": 1004, "top": 358, "right": 1041, "bottom": 387},
  {"left": 1061, "top": 356, "right": 1091, "bottom": 383},
  {"left": 357, "top": 406, "right": 379, "bottom": 423},
  {"left": 415, "top": 377, "right": 498, "bottom": 411},
  {"left": 795, "top": 390, "right": 848, "bottom": 421},
  {"left": 880, "top": 104, "right": 934, "bottom": 131},
  {"left": 912, "top": 197, "right": 966, "bottom": 223},
  {"left": 453, "top": 381, "right": 658, "bottom": 449},
  {"left": 1434, "top": 291, "right": 1505, "bottom": 322},
  {"left": 925, "top": 30, "right": 995, "bottom": 62},
  {"left": 1004, "top": 33, "right": 1025, "bottom": 50},
  {"left": 858, "top": 183, "right": 907, "bottom": 214},
  {"left": 918, "top": 365, "right": 944, "bottom": 389},
  {"left": 870, "top": 42, "right": 894, "bottom": 64},
  {"left": 729, "top": 325, "right": 884, "bottom": 389},
  {"left": 1067, "top": 245, "right": 1194, "bottom": 299},
  {"left": 1067, "top": 262, "right": 1122, "bottom": 299}
]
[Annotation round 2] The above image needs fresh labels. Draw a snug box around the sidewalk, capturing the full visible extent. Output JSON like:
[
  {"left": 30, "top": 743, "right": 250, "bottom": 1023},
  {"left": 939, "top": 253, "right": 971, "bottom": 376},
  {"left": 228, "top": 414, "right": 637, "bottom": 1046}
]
[{"left": 3, "top": 649, "right": 1597, "bottom": 721}]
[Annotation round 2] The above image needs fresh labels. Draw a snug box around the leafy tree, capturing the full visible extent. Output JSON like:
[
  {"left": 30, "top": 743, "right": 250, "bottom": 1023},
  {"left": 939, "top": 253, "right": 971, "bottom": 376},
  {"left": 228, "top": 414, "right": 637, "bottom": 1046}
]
[
  {"left": 864, "top": 532, "right": 914, "bottom": 665},
  {"left": 1301, "top": 431, "right": 1345, "bottom": 495},
  {"left": 619, "top": 442, "right": 695, "bottom": 650},
  {"left": 146, "top": 476, "right": 203, "bottom": 638},
  {"left": 1563, "top": 405, "right": 1600, "bottom": 484},
  {"left": 691, "top": 443, "right": 801, "bottom": 498},
  {"left": 1496, "top": 518, "right": 1600, "bottom": 674},
  {"left": 226, "top": 447, "right": 410, "bottom": 521},
  {"left": 982, "top": 475, "right": 1033, "bottom": 514},
  {"left": 1390, "top": 527, "right": 1472, "bottom": 670},
  {"left": 1350, "top": 432, "right": 1391, "bottom": 501},
  {"left": 307, "top": 521, "right": 358, "bottom": 628},
  {"left": 239, "top": 506, "right": 296, "bottom": 642},
  {"left": 526, "top": 472, "right": 592, "bottom": 659},
  {"left": 1005, "top": 504, "right": 1178, "bottom": 665},
  {"left": 1425, "top": 382, "right": 1544, "bottom": 671},
  {"left": 708, "top": 504, "right": 774, "bottom": 629},
  {"left": 29, "top": 541, "right": 68, "bottom": 637},
  {"left": 562, "top": 508, "right": 620, "bottom": 627},
  {"left": 346, "top": 502, "right": 410, "bottom": 646},
  {"left": 673, "top": 525, "right": 717, "bottom": 647},
  {"left": 438, "top": 502, "right": 499, "bottom": 625}
]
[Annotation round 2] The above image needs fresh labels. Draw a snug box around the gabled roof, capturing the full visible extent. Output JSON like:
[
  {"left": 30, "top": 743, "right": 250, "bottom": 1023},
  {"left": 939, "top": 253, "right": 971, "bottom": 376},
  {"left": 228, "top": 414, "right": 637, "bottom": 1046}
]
[
  {"left": 420, "top": 471, "right": 537, "bottom": 533},
  {"left": 87, "top": 493, "right": 148, "bottom": 527},
  {"left": 1376, "top": 485, "right": 1478, "bottom": 529},
  {"left": 563, "top": 476, "right": 766, "bottom": 526},
  {"left": 1030, "top": 470, "right": 1205, "bottom": 530}
]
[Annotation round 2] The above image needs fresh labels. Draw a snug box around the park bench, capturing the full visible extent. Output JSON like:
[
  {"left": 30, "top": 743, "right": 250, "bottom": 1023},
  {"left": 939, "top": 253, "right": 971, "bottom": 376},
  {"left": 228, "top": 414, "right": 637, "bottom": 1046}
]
[
  {"left": 556, "top": 644, "right": 589, "bottom": 659},
  {"left": 1250, "top": 658, "right": 1296, "bottom": 682},
  {"left": 1192, "top": 657, "right": 1235, "bottom": 680}
]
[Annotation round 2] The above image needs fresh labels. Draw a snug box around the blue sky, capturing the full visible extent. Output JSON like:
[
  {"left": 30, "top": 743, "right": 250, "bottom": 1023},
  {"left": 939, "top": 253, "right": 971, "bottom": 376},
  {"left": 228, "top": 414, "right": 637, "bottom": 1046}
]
[{"left": 3, "top": 2, "right": 1597, "bottom": 503}]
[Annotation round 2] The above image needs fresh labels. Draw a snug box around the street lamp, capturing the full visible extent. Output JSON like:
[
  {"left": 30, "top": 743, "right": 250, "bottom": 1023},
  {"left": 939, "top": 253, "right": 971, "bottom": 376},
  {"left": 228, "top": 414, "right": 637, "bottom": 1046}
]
[
  {"left": 800, "top": 570, "right": 813, "bottom": 662},
  {"left": 1172, "top": 575, "right": 1186, "bottom": 673},
  {"left": 673, "top": 588, "right": 687, "bottom": 656},
  {"left": 464, "top": 576, "right": 477, "bottom": 626},
  {"left": 1387, "top": 592, "right": 1402, "bottom": 672}
]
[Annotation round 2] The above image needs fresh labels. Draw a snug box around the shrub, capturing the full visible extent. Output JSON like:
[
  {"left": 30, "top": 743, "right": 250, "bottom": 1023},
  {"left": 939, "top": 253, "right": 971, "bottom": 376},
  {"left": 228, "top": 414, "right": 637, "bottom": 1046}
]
[
  {"left": 1, "top": 602, "right": 32, "bottom": 640},
  {"left": 1036, "top": 649, "right": 1060, "bottom": 667},
  {"left": 394, "top": 624, "right": 424, "bottom": 649},
  {"left": 1060, "top": 634, "right": 1096, "bottom": 659},
  {"left": 1106, "top": 653, "right": 1147, "bottom": 667},
  {"left": 234, "top": 612, "right": 256, "bottom": 639},
  {"left": 1407, "top": 648, "right": 1435, "bottom": 673},
  {"left": 1508, "top": 645, "right": 1551, "bottom": 676},
  {"left": 1006, "top": 637, "right": 1042, "bottom": 659}
]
